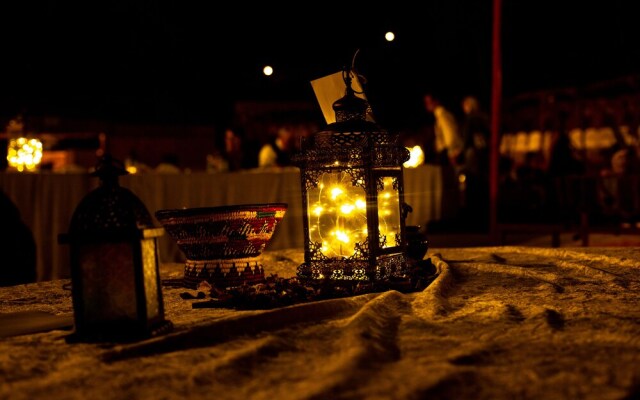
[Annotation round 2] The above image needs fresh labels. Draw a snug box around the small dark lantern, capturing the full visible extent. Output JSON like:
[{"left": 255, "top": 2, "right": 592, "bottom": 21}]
[
  {"left": 294, "top": 68, "right": 412, "bottom": 283},
  {"left": 59, "top": 155, "right": 172, "bottom": 342}
]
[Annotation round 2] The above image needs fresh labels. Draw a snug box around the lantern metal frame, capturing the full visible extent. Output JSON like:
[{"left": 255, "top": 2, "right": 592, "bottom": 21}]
[
  {"left": 294, "top": 68, "right": 412, "bottom": 283},
  {"left": 59, "top": 155, "right": 172, "bottom": 342}
]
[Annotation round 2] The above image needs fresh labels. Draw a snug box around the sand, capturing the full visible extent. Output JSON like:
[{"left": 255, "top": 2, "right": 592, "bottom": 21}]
[{"left": 1, "top": 246, "right": 639, "bottom": 399}]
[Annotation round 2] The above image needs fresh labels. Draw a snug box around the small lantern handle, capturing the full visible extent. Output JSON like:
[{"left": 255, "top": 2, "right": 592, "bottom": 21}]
[{"left": 348, "top": 49, "right": 367, "bottom": 94}]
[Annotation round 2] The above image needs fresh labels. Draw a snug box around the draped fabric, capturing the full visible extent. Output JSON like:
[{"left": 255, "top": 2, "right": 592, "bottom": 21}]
[{"left": 1, "top": 246, "right": 639, "bottom": 399}]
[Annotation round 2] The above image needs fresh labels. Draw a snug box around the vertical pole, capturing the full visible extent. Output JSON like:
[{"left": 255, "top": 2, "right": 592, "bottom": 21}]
[{"left": 490, "top": 0, "right": 502, "bottom": 243}]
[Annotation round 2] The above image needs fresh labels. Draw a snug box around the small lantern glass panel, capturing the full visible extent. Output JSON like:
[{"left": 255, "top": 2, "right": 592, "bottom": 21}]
[
  {"left": 377, "top": 175, "right": 402, "bottom": 249},
  {"left": 78, "top": 242, "right": 138, "bottom": 323},
  {"left": 307, "top": 170, "right": 367, "bottom": 259},
  {"left": 141, "top": 238, "right": 161, "bottom": 320},
  {"left": 76, "top": 236, "right": 162, "bottom": 324}
]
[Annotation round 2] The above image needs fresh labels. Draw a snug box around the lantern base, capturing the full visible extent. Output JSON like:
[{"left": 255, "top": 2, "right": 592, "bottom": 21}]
[
  {"left": 183, "top": 257, "right": 265, "bottom": 289},
  {"left": 296, "top": 256, "right": 436, "bottom": 295},
  {"left": 296, "top": 253, "right": 410, "bottom": 282}
]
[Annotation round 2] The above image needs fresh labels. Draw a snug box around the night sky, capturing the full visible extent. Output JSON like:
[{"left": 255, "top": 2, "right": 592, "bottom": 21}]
[{"left": 1, "top": 1, "right": 639, "bottom": 129}]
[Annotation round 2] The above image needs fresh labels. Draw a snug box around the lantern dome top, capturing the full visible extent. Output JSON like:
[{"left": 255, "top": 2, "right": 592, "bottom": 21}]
[
  {"left": 332, "top": 69, "right": 370, "bottom": 123},
  {"left": 68, "top": 155, "right": 155, "bottom": 236}
]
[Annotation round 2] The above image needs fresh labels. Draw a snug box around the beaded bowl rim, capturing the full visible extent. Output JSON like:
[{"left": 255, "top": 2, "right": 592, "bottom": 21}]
[{"left": 155, "top": 203, "right": 288, "bottom": 220}]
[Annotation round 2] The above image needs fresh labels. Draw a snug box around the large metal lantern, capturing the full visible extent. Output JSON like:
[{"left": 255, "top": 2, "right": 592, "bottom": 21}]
[
  {"left": 294, "top": 69, "right": 412, "bottom": 283},
  {"left": 59, "top": 155, "right": 172, "bottom": 342}
]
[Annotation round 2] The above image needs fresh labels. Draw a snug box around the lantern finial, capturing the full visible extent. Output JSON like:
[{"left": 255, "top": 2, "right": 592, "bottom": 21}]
[
  {"left": 332, "top": 67, "right": 369, "bottom": 123},
  {"left": 92, "top": 154, "right": 128, "bottom": 186}
]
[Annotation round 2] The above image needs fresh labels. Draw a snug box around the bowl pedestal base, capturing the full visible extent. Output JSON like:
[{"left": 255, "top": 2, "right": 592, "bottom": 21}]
[{"left": 183, "top": 257, "right": 265, "bottom": 289}]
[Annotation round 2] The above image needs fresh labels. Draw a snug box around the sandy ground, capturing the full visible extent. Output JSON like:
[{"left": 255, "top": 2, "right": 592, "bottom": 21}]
[{"left": 1, "top": 246, "right": 639, "bottom": 399}]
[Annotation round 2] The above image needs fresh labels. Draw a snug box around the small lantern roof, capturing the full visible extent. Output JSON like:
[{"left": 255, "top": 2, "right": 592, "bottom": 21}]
[{"left": 68, "top": 155, "right": 157, "bottom": 238}]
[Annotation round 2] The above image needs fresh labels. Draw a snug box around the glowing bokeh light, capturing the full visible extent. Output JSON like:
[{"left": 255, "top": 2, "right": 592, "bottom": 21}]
[
  {"left": 340, "top": 204, "right": 355, "bottom": 214},
  {"left": 7, "top": 137, "right": 43, "bottom": 172},
  {"left": 403, "top": 146, "right": 424, "bottom": 168}
]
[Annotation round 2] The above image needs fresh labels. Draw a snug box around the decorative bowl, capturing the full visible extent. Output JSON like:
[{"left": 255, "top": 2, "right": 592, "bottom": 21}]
[{"left": 155, "top": 203, "right": 288, "bottom": 289}]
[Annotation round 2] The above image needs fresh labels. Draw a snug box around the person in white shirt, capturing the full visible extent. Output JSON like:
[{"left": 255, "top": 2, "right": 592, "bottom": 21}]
[
  {"left": 155, "top": 153, "right": 181, "bottom": 173},
  {"left": 258, "top": 126, "right": 294, "bottom": 168},
  {"left": 423, "top": 93, "right": 464, "bottom": 228},
  {"left": 424, "top": 93, "right": 464, "bottom": 169}
]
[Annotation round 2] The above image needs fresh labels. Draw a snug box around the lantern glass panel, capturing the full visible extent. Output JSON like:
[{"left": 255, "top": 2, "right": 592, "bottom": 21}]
[
  {"left": 78, "top": 242, "right": 136, "bottom": 323},
  {"left": 307, "top": 171, "right": 367, "bottom": 258},
  {"left": 378, "top": 176, "right": 401, "bottom": 248},
  {"left": 141, "top": 238, "right": 160, "bottom": 320}
]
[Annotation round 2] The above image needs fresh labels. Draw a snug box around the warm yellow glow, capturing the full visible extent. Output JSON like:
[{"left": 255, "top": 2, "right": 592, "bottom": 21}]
[
  {"left": 7, "top": 137, "right": 43, "bottom": 172},
  {"left": 458, "top": 173, "right": 467, "bottom": 183},
  {"left": 126, "top": 165, "right": 138, "bottom": 174},
  {"left": 330, "top": 187, "right": 343, "bottom": 200},
  {"left": 404, "top": 146, "right": 424, "bottom": 168},
  {"left": 308, "top": 172, "right": 402, "bottom": 257},
  {"left": 308, "top": 173, "right": 367, "bottom": 258},
  {"left": 377, "top": 176, "right": 401, "bottom": 248},
  {"left": 340, "top": 204, "right": 355, "bottom": 214},
  {"left": 333, "top": 230, "right": 350, "bottom": 243},
  {"left": 385, "top": 31, "right": 395, "bottom": 42},
  {"left": 263, "top": 65, "right": 273, "bottom": 76}
]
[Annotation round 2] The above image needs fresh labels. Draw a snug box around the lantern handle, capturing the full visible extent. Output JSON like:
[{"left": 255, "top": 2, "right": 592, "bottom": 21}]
[
  {"left": 348, "top": 49, "right": 367, "bottom": 95},
  {"left": 401, "top": 202, "right": 413, "bottom": 221}
]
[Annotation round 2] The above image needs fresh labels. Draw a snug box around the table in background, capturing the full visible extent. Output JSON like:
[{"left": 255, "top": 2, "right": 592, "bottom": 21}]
[{"left": 0, "top": 164, "right": 449, "bottom": 281}]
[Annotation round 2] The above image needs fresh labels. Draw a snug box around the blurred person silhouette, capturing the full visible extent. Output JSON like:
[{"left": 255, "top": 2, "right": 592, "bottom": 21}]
[
  {"left": 598, "top": 141, "right": 640, "bottom": 227},
  {"left": 547, "top": 131, "right": 585, "bottom": 178},
  {"left": 223, "top": 125, "right": 246, "bottom": 171},
  {"left": 460, "top": 96, "right": 490, "bottom": 173},
  {"left": 545, "top": 113, "right": 587, "bottom": 226},
  {"left": 588, "top": 105, "right": 640, "bottom": 227},
  {"left": 423, "top": 92, "right": 464, "bottom": 171},
  {"left": 458, "top": 95, "right": 490, "bottom": 230},
  {"left": 258, "top": 125, "right": 295, "bottom": 168},
  {"left": 0, "top": 189, "right": 36, "bottom": 286},
  {"left": 206, "top": 148, "right": 229, "bottom": 173},
  {"left": 155, "top": 153, "right": 181, "bottom": 173},
  {"left": 422, "top": 92, "right": 464, "bottom": 231}
]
